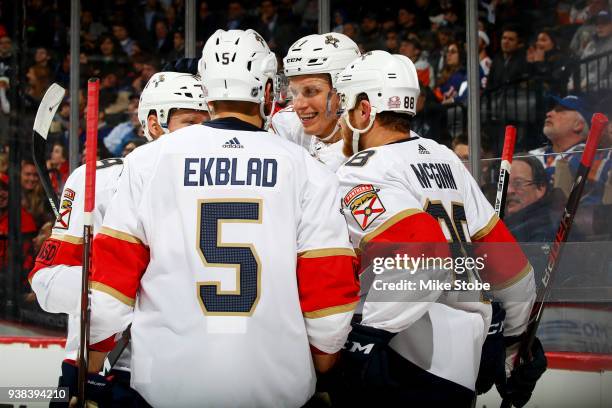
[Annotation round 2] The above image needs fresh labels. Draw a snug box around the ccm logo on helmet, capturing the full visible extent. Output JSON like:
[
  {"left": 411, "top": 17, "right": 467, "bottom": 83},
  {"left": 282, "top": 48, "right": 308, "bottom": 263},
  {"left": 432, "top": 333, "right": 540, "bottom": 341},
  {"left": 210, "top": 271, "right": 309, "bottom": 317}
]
[{"left": 286, "top": 57, "right": 302, "bottom": 63}]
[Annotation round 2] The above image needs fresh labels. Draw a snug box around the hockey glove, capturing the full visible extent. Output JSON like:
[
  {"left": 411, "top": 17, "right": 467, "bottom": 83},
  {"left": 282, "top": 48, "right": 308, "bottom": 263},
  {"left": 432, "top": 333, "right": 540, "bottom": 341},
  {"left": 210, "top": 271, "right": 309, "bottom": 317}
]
[
  {"left": 496, "top": 337, "right": 547, "bottom": 408},
  {"left": 476, "top": 303, "right": 506, "bottom": 394},
  {"left": 341, "top": 323, "right": 397, "bottom": 388},
  {"left": 59, "top": 361, "right": 113, "bottom": 407}
]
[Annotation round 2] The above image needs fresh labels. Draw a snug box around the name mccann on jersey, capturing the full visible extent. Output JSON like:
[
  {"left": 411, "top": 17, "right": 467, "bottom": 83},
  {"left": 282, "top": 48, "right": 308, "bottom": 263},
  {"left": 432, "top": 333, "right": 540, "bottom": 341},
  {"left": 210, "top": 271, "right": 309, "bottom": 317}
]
[
  {"left": 410, "top": 162, "right": 457, "bottom": 190},
  {"left": 184, "top": 157, "right": 278, "bottom": 187}
]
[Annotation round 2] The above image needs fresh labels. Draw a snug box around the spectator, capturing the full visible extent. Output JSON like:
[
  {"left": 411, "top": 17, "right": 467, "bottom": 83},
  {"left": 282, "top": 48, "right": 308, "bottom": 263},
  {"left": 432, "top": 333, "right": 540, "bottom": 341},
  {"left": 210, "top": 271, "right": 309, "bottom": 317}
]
[
  {"left": 81, "top": 9, "right": 107, "bottom": 45},
  {"left": 412, "top": 84, "right": 450, "bottom": 145},
  {"left": 122, "top": 137, "right": 148, "bottom": 157},
  {"left": 385, "top": 30, "right": 399, "bottom": 53},
  {"left": 196, "top": 2, "right": 217, "bottom": 45},
  {"left": 478, "top": 30, "right": 492, "bottom": 82},
  {"left": 131, "top": 56, "right": 159, "bottom": 94},
  {"left": 505, "top": 154, "right": 559, "bottom": 241},
  {"left": 143, "top": 0, "right": 165, "bottom": 32},
  {"left": 25, "top": 64, "right": 51, "bottom": 103},
  {"left": 153, "top": 20, "right": 173, "bottom": 61},
  {"left": 434, "top": 41, "right": 471, "bottom": 104},
  {"left": 33, "top": 47, "right": 52, "bottom": 69},
  {"left": 225, "top": 1, "right": 252, "bottom": 30},
  {"left": 429, "top": 26, "right": 454, "bottom": 75},
  {"left": 578, "top": 10, "right": 612, "bottom": 91},
  {"left": 104, "top": 95, "right": 143, "bottom": 156},
  {"left": 112, "top": 22, "right": 136, "bottom": 57},
  {"left": 46, "top": 141, "right": 69, "bottom": 194},
  {"left": 569, "top": 0, "right": 610, "bottom": 56},
  {"left": 90, "top": 34, "right": 129, "bottom": 77},
  {"left": 358, "top": 13, "right": 384, "bottom": 51},
  {"left": 166, "top": 30, "right": 186, "bottom": 62},
  {"left": 332, "top": 9, "right": 348, "bottom": 33},
  {"left": 399, "top": 38, "right": 435, "bottom": 88},
  {"left": 256, "top": 0, "right": 295, "bottom": 54},
  {"left": 342, "top": 22, "right": 359, "bottom": 42},
  {"left": 0, "top": 173, "right": 37, "bottom": 273},
  {"left": 0, "top": 35, "right": 12, "bottom": 76},
  {"left": 529, "top": 95, "right": 591, "bottom": 186},
  {"left": 527, "top": 29, "right": 574, "bottom": 95},
  {"left": 20, "top": 159, "right": 51, "bottom": 228},
  {"left": 452, "top": 134, "right": 469, "bottom": 163},
  {"left": 487, "top": 24, "right": 528, "bottom": 90},
  {"left": 397, "top": 7, "right": 419, "bottom": 39}
]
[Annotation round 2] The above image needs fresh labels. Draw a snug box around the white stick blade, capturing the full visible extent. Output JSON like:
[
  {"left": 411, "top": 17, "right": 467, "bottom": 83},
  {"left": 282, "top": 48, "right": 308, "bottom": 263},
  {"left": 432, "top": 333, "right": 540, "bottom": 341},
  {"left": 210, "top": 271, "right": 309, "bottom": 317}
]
[{"left": 33, "top": 83, "right": 66, "bottom": 140}]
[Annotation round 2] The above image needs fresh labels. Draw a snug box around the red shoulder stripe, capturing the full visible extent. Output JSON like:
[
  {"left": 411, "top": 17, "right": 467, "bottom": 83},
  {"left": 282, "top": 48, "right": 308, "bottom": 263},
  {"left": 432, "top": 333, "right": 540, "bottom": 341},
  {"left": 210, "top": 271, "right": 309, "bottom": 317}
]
[
  {"left": 91, "top": 233, "right": 149, "bottom": 301},
  {"left": 297, "top": 252, "right": 359, "bottom": 316}
]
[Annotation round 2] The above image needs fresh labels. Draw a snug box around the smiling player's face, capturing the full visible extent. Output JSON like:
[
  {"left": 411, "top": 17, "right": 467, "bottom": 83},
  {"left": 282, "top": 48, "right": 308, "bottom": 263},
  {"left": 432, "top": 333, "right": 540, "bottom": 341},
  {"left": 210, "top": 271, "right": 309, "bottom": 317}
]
[{"left": 288, "top": 74, "right": 339, "bottom": 137}]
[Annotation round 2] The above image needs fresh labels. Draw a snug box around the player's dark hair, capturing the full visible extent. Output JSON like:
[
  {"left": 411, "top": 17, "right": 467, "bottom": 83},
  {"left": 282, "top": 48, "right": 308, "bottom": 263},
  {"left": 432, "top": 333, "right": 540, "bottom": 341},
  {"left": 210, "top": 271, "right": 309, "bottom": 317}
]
[
  {"left": 355, "top": 93, "right": 412, "bottom": 134},
  {"left": 514, "top": 154, "right": 548, "bottom": 190}
]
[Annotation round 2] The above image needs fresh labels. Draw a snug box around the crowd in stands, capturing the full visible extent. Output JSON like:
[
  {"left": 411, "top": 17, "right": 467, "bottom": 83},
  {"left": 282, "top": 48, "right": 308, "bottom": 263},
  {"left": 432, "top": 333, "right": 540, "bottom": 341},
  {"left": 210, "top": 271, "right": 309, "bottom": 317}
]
[{"left": 0, "top": 0, "right": 611, "bottom": 305}]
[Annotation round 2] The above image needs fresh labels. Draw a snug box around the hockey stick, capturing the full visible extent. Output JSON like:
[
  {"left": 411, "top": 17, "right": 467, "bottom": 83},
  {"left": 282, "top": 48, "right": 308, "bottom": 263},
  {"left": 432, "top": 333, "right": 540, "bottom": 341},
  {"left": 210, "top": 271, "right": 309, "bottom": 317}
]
[
  {"left": 494, "top": 126, "right": 517, "bottom": 219},
  {"left": 32, "top": 83, "right": 66, "bottom": 219},
  {"left": 77, "top": 78, "right": 100, "bottom": 407},
  {"left": 500, "top": 113, "right": 608, "bottom": 408}
]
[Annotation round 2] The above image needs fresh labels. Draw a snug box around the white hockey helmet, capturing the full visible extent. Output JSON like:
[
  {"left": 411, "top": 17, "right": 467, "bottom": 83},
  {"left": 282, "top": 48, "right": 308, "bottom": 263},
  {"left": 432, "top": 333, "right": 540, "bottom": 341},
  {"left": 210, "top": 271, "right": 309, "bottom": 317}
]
[
  {"left": 138, "top": 71, "right": 207, "bottom": 141},
  {"left": 335, "top": 51, "right": 420, "bottom": 152},
  {"left": 198, "top": 29, "right": 277, "bottom": 116},
  {"left": 283, "top": 33, "right": 360, "bottom": 86}
]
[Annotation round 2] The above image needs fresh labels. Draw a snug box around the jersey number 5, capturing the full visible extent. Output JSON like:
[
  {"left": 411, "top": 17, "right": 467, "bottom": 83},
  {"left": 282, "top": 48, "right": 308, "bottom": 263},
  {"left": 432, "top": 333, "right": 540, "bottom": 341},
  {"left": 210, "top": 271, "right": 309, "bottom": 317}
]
[{"left": 196, "top": 199, "right": 262, "bottom": 316}]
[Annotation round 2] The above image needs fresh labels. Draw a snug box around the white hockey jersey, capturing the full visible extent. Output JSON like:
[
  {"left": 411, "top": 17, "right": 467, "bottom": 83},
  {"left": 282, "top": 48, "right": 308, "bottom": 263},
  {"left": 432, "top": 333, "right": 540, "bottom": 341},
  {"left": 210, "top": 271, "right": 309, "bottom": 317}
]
[
  {"left": 29, "top": 158, "right": 131, "bottom": 370},
  {"left": 88, "top": 118, "right": 359, "bottom": 408},
  {"left": 271, "top": 106, "right": 347, "bottom": 171},
  {"left": 336, "top": 134, "right": 536, "bottom": 391}
]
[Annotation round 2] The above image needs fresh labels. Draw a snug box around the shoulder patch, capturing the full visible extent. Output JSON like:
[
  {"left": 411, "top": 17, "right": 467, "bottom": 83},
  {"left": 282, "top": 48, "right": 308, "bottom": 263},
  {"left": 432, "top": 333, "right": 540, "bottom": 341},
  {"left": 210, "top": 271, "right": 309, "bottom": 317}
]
[
  {"left": 55, "top": 188, "right": 75, "bottom": 229},
  {"left": 343, "top": 184, "right": 386, "bottom": 230}
]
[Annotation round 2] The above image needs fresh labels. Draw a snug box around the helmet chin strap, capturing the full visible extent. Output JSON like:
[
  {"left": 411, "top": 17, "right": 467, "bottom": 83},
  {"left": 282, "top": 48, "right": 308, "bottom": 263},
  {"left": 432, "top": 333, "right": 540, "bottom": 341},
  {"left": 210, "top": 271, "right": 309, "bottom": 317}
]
[
  {"left": 318, "top": 122, "right": 341, "bottom": 142},
  {"left": 342, "top": 107, "right": 377, "bottom": 154},
  {"left": 260, "top": 95, "right": 276, "bottom": 131}
]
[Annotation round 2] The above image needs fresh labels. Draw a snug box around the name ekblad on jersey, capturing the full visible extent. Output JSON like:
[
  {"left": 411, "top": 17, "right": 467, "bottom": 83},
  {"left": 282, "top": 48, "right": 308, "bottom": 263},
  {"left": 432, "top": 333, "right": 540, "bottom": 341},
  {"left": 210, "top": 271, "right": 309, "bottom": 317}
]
[
  {"left": 410, "top": 162, "right": 457, "bottom": 190},
  {"left": 344, "top": 184, "right": 386, "bottom": 230},
  {"left": 55, "top": 188, "right": 76, "bottom": 229},
  {"left": 184, "top": 157, "right": 277, "bottom": 187}
]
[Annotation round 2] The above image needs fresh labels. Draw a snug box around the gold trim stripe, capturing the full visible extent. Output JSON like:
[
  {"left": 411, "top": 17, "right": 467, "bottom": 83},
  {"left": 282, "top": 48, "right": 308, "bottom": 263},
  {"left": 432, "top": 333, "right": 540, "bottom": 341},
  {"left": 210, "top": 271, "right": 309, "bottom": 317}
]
[
  {"left": 99, "top": 227, "right": 143, "bottom": 245},
  {"left": 303, "top": 301, "right": 358, "bottom": 319},
  {"left": 50, "top": 234, "right": 83, "bottom": 244},
  {"left": 91, "top": 281, "right": 136, "bottom": 307},
  {"left": 490, "top": 262, "right": 533, "bottom": 291},
  {"left": 298, "top": 248, "right": 356, "bottom": 258},
  {"left": 360, "top": 209, "right": 423, "bottom": 247},
  {"left": 471, "top": 215, "right": 500, "bottom": 241}
]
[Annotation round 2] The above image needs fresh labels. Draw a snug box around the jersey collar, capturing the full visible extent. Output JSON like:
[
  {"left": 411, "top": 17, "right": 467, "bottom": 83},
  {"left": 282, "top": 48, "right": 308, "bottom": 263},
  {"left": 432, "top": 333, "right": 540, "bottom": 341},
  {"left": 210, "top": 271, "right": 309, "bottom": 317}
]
[
  {"left": 204, "top": 117, "right": 263, "bottom": 132},
  {"left": 385, "top": 135, "right": 420, "bottom": 146}
]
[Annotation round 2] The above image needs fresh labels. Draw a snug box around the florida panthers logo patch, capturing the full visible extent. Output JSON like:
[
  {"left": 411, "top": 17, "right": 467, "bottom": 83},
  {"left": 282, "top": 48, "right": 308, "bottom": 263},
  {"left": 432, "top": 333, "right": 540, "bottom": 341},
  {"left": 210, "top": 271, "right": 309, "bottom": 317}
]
[
  {"left": 343, "top": 184, "right": 386, "bottom": 230},
  {"left": 55, "top": 188, "right": 75, "bottom": 229}
]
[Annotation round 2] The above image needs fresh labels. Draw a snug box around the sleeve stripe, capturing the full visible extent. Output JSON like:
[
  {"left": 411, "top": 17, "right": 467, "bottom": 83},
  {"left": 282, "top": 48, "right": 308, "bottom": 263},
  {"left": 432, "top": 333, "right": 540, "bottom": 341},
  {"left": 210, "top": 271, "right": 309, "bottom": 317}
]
[
  {"left": 471, "top": 214, "right": 500, "bottom": 241},
  {"left": 303, "top": 301, "right": 358, "bottom": 318},
  {"left": 99, "top": 226, "right": 143, "bottom": 244},
  {"left": 490, "top": 262, "right": 533, "bottom": 291},
  {"left": 91, "top": 281, "right": 136, "bottom": 307},
  {"left": 298, "top": 248, "right": 356, "bottom": 258},
  {"left": 361, "top": 208, "right": 423, "bottom": 247},
  {"left": 50, "top": 234, "right": 83, "bottom": 244}
]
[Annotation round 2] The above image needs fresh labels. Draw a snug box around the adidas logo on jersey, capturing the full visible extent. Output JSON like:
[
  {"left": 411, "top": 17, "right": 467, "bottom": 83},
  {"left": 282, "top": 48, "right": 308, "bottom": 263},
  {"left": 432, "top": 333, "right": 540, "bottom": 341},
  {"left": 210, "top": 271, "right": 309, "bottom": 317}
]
[
  {"left": 223, "top": 137, "right": 244, "bottom": 148},
  {"left": 418, "top": 144, "right": 430, "bottom": 154}
]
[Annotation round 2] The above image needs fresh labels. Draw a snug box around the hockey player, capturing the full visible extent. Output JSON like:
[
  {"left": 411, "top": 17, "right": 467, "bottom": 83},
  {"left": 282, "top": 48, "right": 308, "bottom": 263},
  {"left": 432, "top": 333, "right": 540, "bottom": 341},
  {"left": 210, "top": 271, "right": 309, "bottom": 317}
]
[
  {"left": 86, "top": 29, "right": 359, "bottom": 407},
  {"left": 138, "top": 71, "right": 210, "bottom": 141},
  {"left": 271, "top": 33, "right": 360, "bottom": 171},
  {"left": 333, "top": 51, "right": 542, "bottom": 406},
  {"left": 29, "top": 71, "right": 209, "bottom": 406}
]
